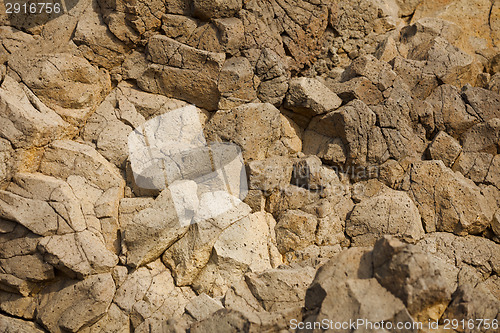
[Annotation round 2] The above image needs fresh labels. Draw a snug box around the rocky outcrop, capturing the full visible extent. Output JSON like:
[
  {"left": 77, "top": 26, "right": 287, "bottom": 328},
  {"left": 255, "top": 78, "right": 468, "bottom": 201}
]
[{"left": 1, "top": 0, "right": 499, "bottom": 331}]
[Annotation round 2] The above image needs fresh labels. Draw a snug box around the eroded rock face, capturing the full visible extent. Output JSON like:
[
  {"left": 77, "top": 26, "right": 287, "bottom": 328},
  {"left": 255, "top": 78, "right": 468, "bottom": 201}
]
[{"left": 1, "top": 0, "right": 500, "bottom": 330}]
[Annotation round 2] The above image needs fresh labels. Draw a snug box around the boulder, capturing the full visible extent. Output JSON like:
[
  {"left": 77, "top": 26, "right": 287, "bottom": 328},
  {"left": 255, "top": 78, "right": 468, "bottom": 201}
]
[
  {"left": 162, "top": 200, "right": 251, "bottom": 285},
  {"left": 425, "top": 84, "right": 478, "bottom": 138},
  {"left": 461, "top": 84, "right": 500, "bottom": 121},
  {"left": 342, "top": 54, "right": 397, "bottom": 91},
  {"left": 346, "top": 189, "right": 424, "bottom": 246},
  {"left": 0, "top": 76, "right": 76, "bottom": 149},
  {"left": 217, "top": 57, "right": 258, "bottom": 109},
  {"left": 0, "top": 139, "right": 13, "bottom": 189},
  {"left": 8, "top": 54, "right": 111, "bottom": 126},
  {"left": 427, "top": 131, "right": 462, "bottom": 167},
  {"left": 139, "top": 36, "right": 225, "bottom": 110},
  {"left": 113, "top": 260, "right": 195, "bottom": 331},
  {"left": 248, "top": 156, "right": 294, "bottom": 193},
  {"left": 193, "top": 0, "right": 242, "bottom": 20},
  {"left": 404, "top": 160, "right": 492, "bottom": 235},
  {"left": 452, "top": 152, "right": 494, "bottom": 183},
  {"left": 285, "top": 77, "right": 342, "bottom": 118},
  {"left": 0, "top": 314, "right": 45, "bottom": 332},
  {"left": 193, "top": 212, "right": 281, "bottom": 296},
  {"left": 291, "top": 155, "right": 339, "bottom": 190},
  {"left": 275, "top": 210, "right": 318, "bottom": 255},
  {"left": 0, "top": 173, "right": 86, "bottom": 236},
  {"left": 185, "top": 294, "right": 224, "bottom": 321},
  {"left": 37, "top": 230, "right": 118, "bottom": 279},
  {"left": 205, "top": 103, "right": 296, "bottom": 161},
  {"left": 36, "top": 273, "right": 115, "bottom": 333},
  {"left": 461, "top": 118, "right": 500, "bottom": 154},
  {"left": 121, "top": 190, "right": 190, "bottom": 268},
  {"left": 373, "top": 237, "right": 453, "bottom": 321}
]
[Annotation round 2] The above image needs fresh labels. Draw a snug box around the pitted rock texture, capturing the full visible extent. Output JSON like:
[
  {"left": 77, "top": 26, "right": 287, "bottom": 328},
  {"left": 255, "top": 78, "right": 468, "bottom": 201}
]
[{"left": 0, "top": 0, "right": 499, "bottom": 332}]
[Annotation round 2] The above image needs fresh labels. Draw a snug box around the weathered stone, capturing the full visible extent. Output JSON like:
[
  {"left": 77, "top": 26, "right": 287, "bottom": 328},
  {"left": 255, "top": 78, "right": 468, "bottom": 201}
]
[
  {"left": 113, "top": 260, "right": 195, "bottom": 331},
  {"left": 139, "top": 35, "right": 225, "bottom": 110},
  {"left": 304, "top": 99, "right": 378, "bottom": 166},
  {"left": 40, "top": 140, "right": 125, "bottom": 191},
  {"left": 391, "top": 56, "right": 439, "bottom": 100},
  {"left": 0, "top": 173, "right": 86, "bottom": 236},
  {"left": 425, "top": 84, "right": 478, "bottom": 138},
  {"left": 248, "top": 156, "right": 294, "bottom": 193},
  {"left": 427, "top": 131, "right": 462, "bottom": 167},
  {"left": 347, "top": 189, "right": 424, "bottom": 246},
  {"left": 38, "top": 230, "right": 118, "bottom": 279},
  {"left": 0, "top": 314, "right": 45, "bottom": 332},
  {"left": 285, "top": 77, "right": 342, "bottom": 118},
  {"left": 405, "top": 160, "right": 492, "bottom": 235},
  {"left": 185, "top": 294, "right": 224, "bottom": 321},
  {"left": 255, "top": 48, "right": 289, "bottom": 106},
  {"left": 0, "top": 139, "right": 13, "bottom": 189},
  {"left": 0, "top": 76, "right": 76, "bottom": 149},
  {"left": 205, "top": 103, "right": 282, "bottom": 161},
  {"left": 325, "top": 76, "right": 384, "bottom": 106},
  {"left": 193, "top": 0, "right": 242, "bottom": 20},
  {"left": 122, "top": 190, "right": 189, "bottom": 268},
  {"left": 162, "top": 200, "right": 251, "bottom": 285},
  {"left": 452, "top": 152, "right": 494, "bottom": 183},
  {"left": 0, "top": 290, "right": 37, "bottom": 320},
  {"left": 275, "top": 209, "right": 318, "bottom": 255},
  {"left": 8, "top": 54, "right": 111, "bottom": 126},
  {"left": 373, "top": 236, "right": 452, "bottom": 321},
  {"left": 193, "top": 211, "right": 281, "bottom": 296},
  {"left": 218, "top": 57, "right": 258, "bottom": 109},
  {"left": 343, "top": 54, "right": 397, "bottom": 91},
  {"left": 245, "top": 266, "right": 316, "bottom": 312},
  {"left": 74, "top": 3, "right": 130, "bottom": 70},
  {"left": 213, "top": 17, "right": 244, "bottom": 54},
  {"left": 461, "top": 84, "right": 500, "bottom": 121},
  {"left": 36, "top": 273, "right": 115, "bottom": 333},
  {"left": 461, "top": 118, "right": 500, "bottom": 154},
  {"left": 80, "top": 303, "right": 130, "bottom": 333},
  {"left": 0, "top": 253, "right": 53, "bottom": 283}
]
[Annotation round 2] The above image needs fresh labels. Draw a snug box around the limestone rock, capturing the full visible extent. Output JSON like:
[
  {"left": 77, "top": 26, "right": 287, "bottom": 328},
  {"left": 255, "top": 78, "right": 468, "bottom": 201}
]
[
  {"left": 184, "top": 294, "right": 224, "bottom": 321},
  {"left": 452, "top": 152, "right": 494, "bottom": 183},
  {"left": 285, "top": 77, "right": 342, "bottom": 118},
  {"left": 346, "top": 189, "right": 424, "bottom": 246},
  {"left": 404, "top": 160, "right": 492, "bottom": 235},
  {"left": 0, "top": 139, "right": 13, "bottom": 189},
  {"left": 162, "top": 200, "right": 251, "bottom": 285},
  {"left": 113, "top": 260, "right": 195, "bottom": 331},
  {"left": 0, "top": 173, "right": 86, "bottom": 236},
  {"left": 342, "top": 54, "right": 397, "bottom": 91},
  {"left": 139, "top": 36, "right": 225, "bottom": 110},
  {"left": 122, "top": 190, "right": 189, "bottom": 268},
  {"left": 36, "top": 273, "right": 115, "bottom": 333},
  {"left": 193, "top": 211, "right": 281, "bottom": 296},
  {"left": 8, "top": 54, "right": 111, "bottom": 126},
  {"left": 461, "top": 84, "right": 500, "bottom": 121},
  {"left": 37, "top": 230, "right": 118, "bottom": 279},
  {"left": 427, "top": 131, "right": 462, "bottom": 167},
  {"left": 275, "top": 209, "right": 318, "bottom": 255},
  {"left": 0, "top": 314, "right": 45, "bottom": 332},
  {"left": 248, "top": 156, "right": 294, "bottom": 193},
  {"left": 304, "top": 99, "right": 378, "bottom": 166},
  {"left": 425, "top": 84, "right": 478, "bottom": 138},
  {"left": 205, "top": 103, "right": 282, "bottom": 161},
  {"left": 193, "top": 0, "right": 242, "bottom": 20},
  {"left": 373, "top": 236, "right": 452, "bottom": 321},
  {"left": 217, "top": 57, "right": 258, "bottom": 109},
  {"left": 0, "top": 76, "right": 76, "bottom": 149},
  {"left": 461, "top": 118, "right": 500, "bottom": 154},
  {"left": 245, "top": 266, "right": 316, "bottom": 312}
]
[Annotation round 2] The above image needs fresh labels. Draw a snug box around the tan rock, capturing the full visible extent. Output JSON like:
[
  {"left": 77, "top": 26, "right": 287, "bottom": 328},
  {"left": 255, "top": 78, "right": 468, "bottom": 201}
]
[
  {"left": 139, "top": 35, "right": 225, "bottom": 110},
  {"left": 0, "top": 314, "right": 45, "bottom": 332},
  {"left": 0, "top": 173, "right": 86, "bottom": 236},
  {"left": 461, "top": 118, "right": 500, "bottom": 154},
  {"left": 218, "top": 57, "right": 258, "bottom": 109},
  {"left": 38, "top": 230, "right": 118, "bottom": 279},
  {"left": 452, "top": 152, "right": 493, "bottom": 183},
  {"left": 0, "top": 76, "right": 76, "bottom": 149},
  {"left": 427, "top": 131, "right": 462, "bottom": 167},
  {"left": 346, "top": 189, "right": 424, "bottom": 246},
  {"left": 8, "top": 54, "right": 111, "bottom": 126},
  {"left": 193, "top": 0, "right": 242, "bottom": 20},
  {"left": 36, "top": 273, "right": 115, "bottom": 333},
  {"left": 248, "top": 156, "right": 294, "bottom": 193},
  {"left": 285, "top": 77, "right": 342, "bottom": 118},
  {"left": 405, "top": 161, "right": 492, "bottom": 235},
  {"left": 275, "top": 209, "right": 318, "bottom": 255}
]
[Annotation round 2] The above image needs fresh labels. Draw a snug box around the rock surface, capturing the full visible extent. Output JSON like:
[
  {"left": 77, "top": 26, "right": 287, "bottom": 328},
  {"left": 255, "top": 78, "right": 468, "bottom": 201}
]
[{"left": 1, "top": 0, "right": 499, "bottom": 331}]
